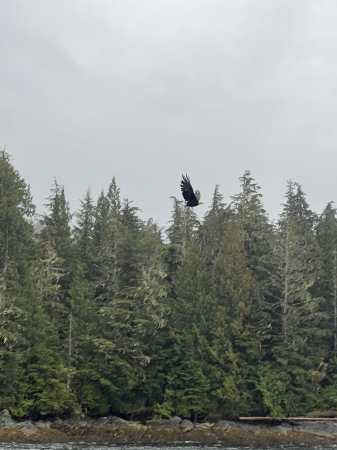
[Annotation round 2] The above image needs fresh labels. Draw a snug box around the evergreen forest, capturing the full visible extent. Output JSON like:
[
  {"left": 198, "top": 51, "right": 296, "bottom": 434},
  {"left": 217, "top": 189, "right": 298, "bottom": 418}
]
[{"left": 2, "top": 149, "right": 337, "bottom": 421}]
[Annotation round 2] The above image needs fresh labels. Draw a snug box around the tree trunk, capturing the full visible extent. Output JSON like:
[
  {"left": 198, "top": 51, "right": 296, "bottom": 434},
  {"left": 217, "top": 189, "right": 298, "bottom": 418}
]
[{"left": 66, "top": 313, "right": 72, "bottom": 392}]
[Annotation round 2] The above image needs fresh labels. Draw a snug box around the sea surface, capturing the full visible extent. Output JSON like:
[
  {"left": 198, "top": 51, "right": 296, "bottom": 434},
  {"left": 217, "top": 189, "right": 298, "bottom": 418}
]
[{"left": 0, "top": 445, "right": 334, "bottom": 450}]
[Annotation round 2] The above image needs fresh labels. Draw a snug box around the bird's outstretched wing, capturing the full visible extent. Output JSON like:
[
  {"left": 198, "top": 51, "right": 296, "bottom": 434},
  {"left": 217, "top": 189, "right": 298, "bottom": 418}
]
[{"left": 180, "top": 174, "right": 197, "bottom": 203}]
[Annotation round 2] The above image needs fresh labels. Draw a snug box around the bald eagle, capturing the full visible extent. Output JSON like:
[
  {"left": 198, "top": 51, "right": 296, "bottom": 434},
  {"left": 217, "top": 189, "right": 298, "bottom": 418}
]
[{"left": 180, "top": 174, "right": 203, "bottom": 207}]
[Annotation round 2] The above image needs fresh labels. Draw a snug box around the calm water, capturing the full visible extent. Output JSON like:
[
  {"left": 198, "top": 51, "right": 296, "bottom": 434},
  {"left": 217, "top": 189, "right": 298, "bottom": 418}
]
[{"left": 0, "top": 445, "right": 334, "bottom": 450}]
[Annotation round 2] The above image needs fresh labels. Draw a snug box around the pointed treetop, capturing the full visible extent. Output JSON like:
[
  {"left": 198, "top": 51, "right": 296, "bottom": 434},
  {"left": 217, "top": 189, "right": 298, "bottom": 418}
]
[{"left": 279, "top": 179, "right": 316, "bottom": 228}]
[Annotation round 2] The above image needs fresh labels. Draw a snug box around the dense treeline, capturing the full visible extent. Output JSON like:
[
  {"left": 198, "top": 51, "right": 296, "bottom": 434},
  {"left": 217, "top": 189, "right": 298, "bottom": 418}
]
[{"left": 1, "top": 149, "right": 337, "bottom": 420}]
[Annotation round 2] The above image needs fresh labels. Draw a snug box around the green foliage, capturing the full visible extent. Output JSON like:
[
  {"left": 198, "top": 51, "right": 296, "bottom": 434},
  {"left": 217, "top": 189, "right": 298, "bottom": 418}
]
[
  {"left": 0, "top": 150, "right": 35, "bottom": 276},
  {"left": 159, "top": 359, "right": 217, "bottom": 418},
  {"left": 257, "top": 366, "right": 288, "bottom": 418},
  {"left": 274, "top": 181, "right": 327, "bottom": 360},
  {"left": 201, "top": 185, "right": 230, "bottom": 263},
  {"left": 316, "top": 203, "right": 337, "bottom": 355},
  {"left": 41, "top": 179, "right": 73, "bottom": 265},
  {"left": 2, "top": 151, "right": 337, "bottom": 420},
  {"left": 73, "top": 189, "right": 95, "bottom": 274}
]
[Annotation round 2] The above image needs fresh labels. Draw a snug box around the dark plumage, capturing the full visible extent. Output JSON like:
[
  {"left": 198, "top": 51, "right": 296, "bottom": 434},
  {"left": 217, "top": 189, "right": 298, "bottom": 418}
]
[{"left": 180, "top": 174, "right": 203, "bottom": 207}]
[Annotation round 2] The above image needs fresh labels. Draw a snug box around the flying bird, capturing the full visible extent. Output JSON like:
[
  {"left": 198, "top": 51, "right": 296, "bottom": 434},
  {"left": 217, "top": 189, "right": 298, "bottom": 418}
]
[{"left": 180, "top": 174, "right": 203, "bottom": 207}]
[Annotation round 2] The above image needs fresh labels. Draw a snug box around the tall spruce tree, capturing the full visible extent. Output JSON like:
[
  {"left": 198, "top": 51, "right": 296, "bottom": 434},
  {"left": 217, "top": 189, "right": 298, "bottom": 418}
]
[
  {"left": 0, "top": 150, "right": 35, "bottom": 275},
  {"left": 159, "top": 243, "right": 217, "bottom": 419},
  {"left": 210, "top": 222, "right": 261, "bottom": 417},
  {"left": 92, "top": 179, "right": 169, "bottom": 414},
  {"left": 0, "top": 150, "right": 36, "bottom": 413},
  {"left": 165, "top": 197, "right": 200, "bottom": 277},
  {"left": 230, "top": 170, "right": 274, "bottom": 284},
  {"left": 230, "top": 171, "right": 275, "bottom": 361},
  {"left": 73, "top": 189, "right": 95, "bottom": 274},
  {"left": 92, "top": 190, "right": 110, "bottom": 248},
  {"left": 67, "top": 264, "right": 98, "bottom": 413},
  {"left": 39, "top": 180, "right": 75, "bottom": 390},
  {"left": 276, "top": 181, "right": 325, "bottom": 349},
  {"left": 40, "top": 179, "right": 73, "bottom": 266},
  {"left": 201, "top": 185, "right": 230, "bottom": 263},
  {"left": 39, "top": 179, "right": 74, "bottom": 309},
  {"left": 0, "top": 267, "right": 26, "bottom": 413},
  {"left": 313, "top": 203, "right": 337, "bottom": 411},
  {"left": 316, "top": 202, "right": 337, "bottom": 355},
  {"left": 16, "top": 260, "right": 71, "bottom": 417},
  {"left": 267, "top": 180, "right": 327, "bottom": 416},
  {"left": 92, "top": 178, "right": 124, "bottom": 298},
  {"left": 114, "top": 219, "right": 170, "bottom": 413}
]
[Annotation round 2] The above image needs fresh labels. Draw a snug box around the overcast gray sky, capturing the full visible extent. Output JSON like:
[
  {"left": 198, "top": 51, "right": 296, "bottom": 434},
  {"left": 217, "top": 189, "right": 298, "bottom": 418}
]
[{"left": 1, "top": 0, "right": 337, "bottom": 227}]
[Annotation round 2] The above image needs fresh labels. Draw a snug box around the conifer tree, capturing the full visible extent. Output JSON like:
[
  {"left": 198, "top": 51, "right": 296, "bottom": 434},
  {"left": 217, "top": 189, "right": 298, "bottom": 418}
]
[
  {"left": 106, "top": 176, "right": 121, "bottom": 216},
  {"left": 33, "top": 238, "right": 64, "bottom": 324},
  {"left": 92, "top": 178, "right": 124, "bottom": 298},
  {"left": 16, "top": 261, "right": 71, "bottom": 417},
  {"left": 93, "top": 179, "right": 168, "bottom": 414},
  {"left": 267, "top": 180, "right": 327, "bottom": 415},
  {"left": 119, "top": 199, "right": 143, "bottom": 288},
  {"left": 73, "top": 189, "right": 95, "bottom": 274},
  {"left": 230, "top": 170, "right": 274, "bottom": 284},
  {"left": 165, "top": 197, "right": 200, "bottom": 277},
  {"left": 210, "top": 222, "right": 261, "bottom": 416},
  {"left": 67, "top": 264, "right": 98, "bottom": 412},
  {"left": 230, "top": 171, "right": 275, "bottom": 360},
  {"left": 166, "top": 198, "right": 185, "bottom": 246},
  {"left": 201, "top": 185, "right": 230, "bottom": 263},
  {"left": 164, "top": 198, "right": 185, "bottom": 276},
  {"left": 40, "top": 179, "right": 73, "bottom": 266},
  {"left": 316, "top": 202, "right": 337, "bottom": 355},
  {"left": 112, "top": 219, "right": 170, "bottom": 412},
  {"left": 92, "top": 190, "right": 110, "bottom": 248},
  {"left": 276, "top": 181, "right": 325, "bottom": 348},
  {"left": 0, "top": 267, "right": 25, "bottom": 412},
  {"left": 0, "top": 150, "right": 36, "bottom": 412},
  {"left": 39, "top": 180, "right": 74, "bottom": 355},
  {"left": 159, "top": 243, "right": 217, "bottom": 418},
  {"left": 0, "top": 150, "right": 35, "bottom": 275}
]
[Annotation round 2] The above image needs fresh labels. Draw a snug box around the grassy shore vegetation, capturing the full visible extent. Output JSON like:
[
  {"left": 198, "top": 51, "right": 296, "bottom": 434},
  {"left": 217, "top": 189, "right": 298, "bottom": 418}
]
[{"left": 1, "top": 149, "right": 337, "bottom": 421}]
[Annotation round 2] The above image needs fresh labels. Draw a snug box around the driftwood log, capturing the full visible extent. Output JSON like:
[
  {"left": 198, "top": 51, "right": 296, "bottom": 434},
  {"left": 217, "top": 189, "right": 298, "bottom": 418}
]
[{"left": 240, "top": 416, "right": 337, "bottom": 421}]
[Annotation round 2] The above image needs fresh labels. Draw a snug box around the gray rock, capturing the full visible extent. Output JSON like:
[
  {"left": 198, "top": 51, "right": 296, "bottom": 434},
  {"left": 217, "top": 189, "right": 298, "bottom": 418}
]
[
  {"left": 311, "top": 431, "right": 336, "bottom": 440},
  {"left": 70, "top": 419, "right": 90, "bottom": 428},
  {"left": 293, "top": 420, "right": 337, "bottom": 434},
  {"left": 212, "top": 420, "right": 232, "bottom": 430},
  {"left": 66, "top": 415, "right": 94, "bottom": 428},
  {"left": 147, "top": 416, "right": 182, "bottom": 428},
  {"left": 0, "top": 409, "right": 16, "bottom": 429},
  {"left": 50, "top": 419, "right": 71, "bottom": 432},
  {"left": 213, "top": 420, "right": 256, "bottom": 431},
  {"left": 110, "top": 416, "right": 145, "bottom": 430},
  {"left": 111, "top": 416, "right": 129, "bottom": 426},
  {"left": 15, "top": 421, "right": 35, "bottom": 430},
  {"left": 180, "top": 419, "right": 194, "bottom": 432},
  {"left": 280, "top": 421, "right": 293, "bottom": 429},
  {"left": 95, "top": 416, "right": 113, "bottom": 426}
]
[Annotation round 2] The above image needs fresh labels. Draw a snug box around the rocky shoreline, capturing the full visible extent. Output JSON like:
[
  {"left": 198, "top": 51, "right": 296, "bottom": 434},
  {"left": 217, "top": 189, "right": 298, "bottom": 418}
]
[{"left": 1, "top": 410, "right": 337, "bottom": 445}]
